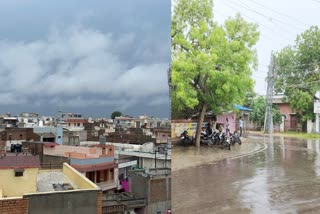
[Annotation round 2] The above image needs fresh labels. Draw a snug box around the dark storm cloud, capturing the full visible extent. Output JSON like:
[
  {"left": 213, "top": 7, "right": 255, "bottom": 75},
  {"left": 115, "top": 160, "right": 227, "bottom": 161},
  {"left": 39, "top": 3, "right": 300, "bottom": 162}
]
[{"left": 0, "top": 0, "right": 171, "bottom": 117}]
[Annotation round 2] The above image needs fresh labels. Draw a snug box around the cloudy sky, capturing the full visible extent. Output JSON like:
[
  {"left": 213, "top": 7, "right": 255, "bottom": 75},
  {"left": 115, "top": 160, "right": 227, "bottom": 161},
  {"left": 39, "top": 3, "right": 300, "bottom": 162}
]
[
  {"left": 213, "top": 0, "right": 320, "bottom": 96},
  {"left": 0, "top": 0, "right": 171, "bottom": 118}
]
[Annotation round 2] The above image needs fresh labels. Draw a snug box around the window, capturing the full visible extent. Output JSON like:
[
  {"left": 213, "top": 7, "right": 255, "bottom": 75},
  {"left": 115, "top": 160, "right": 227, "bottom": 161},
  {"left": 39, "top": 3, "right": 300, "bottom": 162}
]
[
  {"left": 77, "top": 123, "right": 80, "bottom": 127},
  {"left": 58, "top": 136, "right": 61, "bottom": 139},
  {"left": 14, "top": 169, "right": 24, "bottom": 177}
]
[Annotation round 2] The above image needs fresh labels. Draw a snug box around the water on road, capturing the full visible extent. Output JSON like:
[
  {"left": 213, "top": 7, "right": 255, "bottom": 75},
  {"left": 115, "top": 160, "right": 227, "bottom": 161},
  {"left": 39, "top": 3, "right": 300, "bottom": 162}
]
[{"left": 172, "top": 135, "right": 320, "bottom": 214}]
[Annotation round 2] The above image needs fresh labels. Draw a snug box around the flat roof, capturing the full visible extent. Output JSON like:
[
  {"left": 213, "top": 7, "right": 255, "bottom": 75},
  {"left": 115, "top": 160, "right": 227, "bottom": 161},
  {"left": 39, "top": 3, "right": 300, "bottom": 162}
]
[{"left": 37, "top": 170, "right": 77, "bottom": 192}]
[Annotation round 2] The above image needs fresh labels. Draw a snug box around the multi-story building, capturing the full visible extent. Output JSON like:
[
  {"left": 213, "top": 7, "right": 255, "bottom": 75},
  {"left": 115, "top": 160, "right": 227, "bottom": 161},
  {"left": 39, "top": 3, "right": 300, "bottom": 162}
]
[
  {"left": 18, "top": 112, "right": 39, "bottom": 128},
  {"left": 0, "top": 116, "right": 18, "bottom": 128},
  {"left": 43, "top": 144, "right": 118, "bottom": 193}
]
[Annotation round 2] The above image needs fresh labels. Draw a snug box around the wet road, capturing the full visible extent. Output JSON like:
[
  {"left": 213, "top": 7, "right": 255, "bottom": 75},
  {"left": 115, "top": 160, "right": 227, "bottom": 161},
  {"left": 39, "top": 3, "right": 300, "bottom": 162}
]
[{"left": 172, "top": 135, "right": 320, "bottom": 214}]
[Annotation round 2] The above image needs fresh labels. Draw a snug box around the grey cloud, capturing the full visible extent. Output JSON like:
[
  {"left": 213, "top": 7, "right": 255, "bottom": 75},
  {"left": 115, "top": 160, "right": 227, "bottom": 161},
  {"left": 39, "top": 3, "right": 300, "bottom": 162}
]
[{"left": 0, "top": 25, "right": 169, "bottom": 112}]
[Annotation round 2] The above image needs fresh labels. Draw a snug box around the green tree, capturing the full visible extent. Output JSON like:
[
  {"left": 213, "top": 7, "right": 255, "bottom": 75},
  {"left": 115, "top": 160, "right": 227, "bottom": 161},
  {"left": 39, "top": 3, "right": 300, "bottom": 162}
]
[
  {"left": 171, "top": 0, "right": 259, "bottom": 146},
  {"left": 274, "top": 26, "right": 320, "bottom": 122},
  {"left": 249, "top": 96, "right": 282, "bottom": 128},
  {"left": 111, "top": 111, "right": 122, "bottom": 119}
]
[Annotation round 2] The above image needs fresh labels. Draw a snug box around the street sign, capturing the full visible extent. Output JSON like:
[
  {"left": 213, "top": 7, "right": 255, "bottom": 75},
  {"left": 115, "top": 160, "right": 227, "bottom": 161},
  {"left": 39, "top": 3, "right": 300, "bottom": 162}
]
[{"left": 314, "top": 102, "right": 320, "bottom": 113}]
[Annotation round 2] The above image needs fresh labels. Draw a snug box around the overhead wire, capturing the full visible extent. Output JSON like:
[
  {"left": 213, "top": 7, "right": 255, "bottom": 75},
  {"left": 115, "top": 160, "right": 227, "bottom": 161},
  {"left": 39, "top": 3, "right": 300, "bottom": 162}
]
[
  {"left": 225, "top": 0, "right": 305, "bottom": 33},
  {"left": 221, "top": 0, "right": 295, "bottom": 43},
  {"left": 245, "top": 0, "right": 309, "bottom": 28}
]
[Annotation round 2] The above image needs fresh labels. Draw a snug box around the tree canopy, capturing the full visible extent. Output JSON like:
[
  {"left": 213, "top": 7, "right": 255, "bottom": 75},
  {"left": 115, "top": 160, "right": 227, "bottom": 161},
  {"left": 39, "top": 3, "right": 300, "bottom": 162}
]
[
  {"left": 171, "top": 0, "right": 260, "bottom": 146},
  {"left": 111, "top": 111, "right": 123, "bottom": 119},
  {"left": 249, "top": 96, "right": 282, "bottom": 128},
  {"left": 274, "top": 26, "right": 320, "bottom": 122}
]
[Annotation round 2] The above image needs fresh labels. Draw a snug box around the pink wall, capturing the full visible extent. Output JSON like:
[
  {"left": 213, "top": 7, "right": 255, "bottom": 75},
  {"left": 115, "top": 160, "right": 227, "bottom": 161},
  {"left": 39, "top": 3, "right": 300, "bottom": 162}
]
[
  {"left": 44, "top": 144, "right": 114, "bottom": 158},
  {"left": 217, "top": 112, "right": 237, "bottom": 133}
]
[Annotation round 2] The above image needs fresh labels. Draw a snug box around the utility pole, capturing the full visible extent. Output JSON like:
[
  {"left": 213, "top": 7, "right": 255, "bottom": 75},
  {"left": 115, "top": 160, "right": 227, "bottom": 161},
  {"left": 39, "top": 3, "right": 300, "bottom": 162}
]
[
  {"left": 168, "top": 65, "right": 172, "bottom": 118},
  {"left": 264, "top": 53, "right": 275, "bottom": 134}
]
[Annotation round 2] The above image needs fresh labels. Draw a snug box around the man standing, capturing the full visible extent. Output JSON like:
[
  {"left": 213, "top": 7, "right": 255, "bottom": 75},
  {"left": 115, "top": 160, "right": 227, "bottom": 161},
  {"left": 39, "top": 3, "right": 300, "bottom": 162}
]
[
  {"left": 225, "top": 118, "right": 230, "bottom": 137},
  {"left": 239, "top": 117, "right": 244, "bottom": 137}
]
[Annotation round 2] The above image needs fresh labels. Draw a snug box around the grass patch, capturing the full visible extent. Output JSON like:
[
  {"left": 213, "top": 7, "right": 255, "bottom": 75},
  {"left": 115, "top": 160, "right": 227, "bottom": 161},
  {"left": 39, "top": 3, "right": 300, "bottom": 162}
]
[
  {"left": 249, "top": 130, "right": 320, "bottom": 139},
  {"left": 278, "top": 131, "right": 320, "bottom": 139}
]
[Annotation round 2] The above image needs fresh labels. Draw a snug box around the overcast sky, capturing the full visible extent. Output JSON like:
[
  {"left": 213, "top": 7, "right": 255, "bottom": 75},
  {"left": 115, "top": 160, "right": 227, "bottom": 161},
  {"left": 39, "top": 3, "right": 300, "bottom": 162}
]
[
  {"left": 213, "top": 0, "right": 320, "bottom": 96},
  {"left": 0, "top": 0, "right": 170, "bottom": 118}
]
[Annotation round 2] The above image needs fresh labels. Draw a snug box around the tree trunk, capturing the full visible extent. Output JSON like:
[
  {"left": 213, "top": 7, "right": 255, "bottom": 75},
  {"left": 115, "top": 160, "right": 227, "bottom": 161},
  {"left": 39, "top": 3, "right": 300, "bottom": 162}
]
[{"left": 195, "top": 103, "right": 207, "bottom": 147}]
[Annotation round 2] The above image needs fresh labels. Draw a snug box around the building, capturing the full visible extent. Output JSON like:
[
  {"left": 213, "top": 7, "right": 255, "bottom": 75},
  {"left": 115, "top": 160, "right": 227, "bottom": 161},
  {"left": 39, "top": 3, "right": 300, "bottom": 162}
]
[
  {"left": 0, "top": 154, "right": 102, "bottom": 214},
  {"left": 114, "top": 116, "right": 135, "bottom": 128},
  {"left": 43, "top": 144, "right": 118, "bottom": 193},
  {"left": 0, "top": 128, "right": 40, "bottom": 151},
  {"left": 272, "top": 95, "right": 299, "bottom": 132},
  {"left": 63, "top": 128, "right": 87, "bottom": 146},
  {"left": 18, "top": 112, "right": 39, "bottom": 128},
  {"left": 128, "top": 168, "right": 171, "bottom": 214},
  {"left": 0, "top": 116, "right": 18, "bottom": 128},
  {"left": 64, "top": 118, "right": 88, "bottom": 131}
]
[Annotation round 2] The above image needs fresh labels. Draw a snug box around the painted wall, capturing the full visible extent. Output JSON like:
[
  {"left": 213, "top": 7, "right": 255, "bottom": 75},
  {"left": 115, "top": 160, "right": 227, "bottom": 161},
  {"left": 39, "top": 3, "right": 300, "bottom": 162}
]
[
  {"left": 0, "top": 168, "right": 38, "bottom": 197},
  {"left": 63, "top": 163, "right": 99, "bottom": 190},
  {"left": 216, "top": 112, "right": 236, "bottom": 134},
  {"left": 44, "top": 144, "right": 114, "bottom": 158}
]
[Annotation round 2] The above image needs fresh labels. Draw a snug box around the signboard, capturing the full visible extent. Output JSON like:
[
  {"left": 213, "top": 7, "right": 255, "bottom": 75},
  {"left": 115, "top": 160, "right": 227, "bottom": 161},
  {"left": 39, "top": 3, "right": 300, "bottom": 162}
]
[{"left": 314, "top": 102, "right": 320, "bottom": 113}]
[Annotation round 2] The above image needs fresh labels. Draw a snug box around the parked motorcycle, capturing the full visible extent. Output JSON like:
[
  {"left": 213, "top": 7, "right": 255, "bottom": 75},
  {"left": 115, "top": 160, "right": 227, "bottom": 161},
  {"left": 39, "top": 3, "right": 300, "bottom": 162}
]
[
  {"left": 230, "top": 131, "right": 242, "bottom": 146},
  {"left": 180, "top": 130, "right": 193, "bottom": 146},
  {"left": 219, "top": 132, "right": 231, "bottom": 150},
  {"left": 200, "top": 132, "right": 214, "bottom": 146}
]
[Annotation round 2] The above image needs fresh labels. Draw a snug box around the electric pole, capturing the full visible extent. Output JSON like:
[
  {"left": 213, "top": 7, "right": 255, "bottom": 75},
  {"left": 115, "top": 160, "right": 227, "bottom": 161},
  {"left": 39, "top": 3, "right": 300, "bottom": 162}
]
[{"left": 264, "top": 53, "right": 275, "bottom": 134}]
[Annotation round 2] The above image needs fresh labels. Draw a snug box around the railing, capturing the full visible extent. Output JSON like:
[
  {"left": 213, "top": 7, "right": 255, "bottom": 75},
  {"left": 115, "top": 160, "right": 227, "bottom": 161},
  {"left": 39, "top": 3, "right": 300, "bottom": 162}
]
[{"left": 40, "top": 163, "right": 63, "bottom": 169}]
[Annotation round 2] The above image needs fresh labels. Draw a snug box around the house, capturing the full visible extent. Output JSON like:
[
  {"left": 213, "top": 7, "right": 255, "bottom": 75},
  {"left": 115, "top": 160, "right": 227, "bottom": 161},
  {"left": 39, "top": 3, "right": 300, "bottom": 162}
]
[
  {"left": 63, "top": 129, "right": 87, "bottom": 146},
  {"left": 33, "top": 126, "right": 63, "bottom": 144},
  {"left": 134, "top": 115, "right": 170, "bottom": 129},
  {"left": 128, "top": 168, "right": 171, "bottom": 214},
  {"left": 18, "top": 112, "right": 39, "bottom": 128},
  {"left": 43, "top": 144, "right": 118, "bottom": 193},
  {"left": 153, "top": 128, "right": 170, "bottom": 144},
  {"left": 114, "top": 116, "right": 135, "bottom": 128},
  {"left": 0, "top": 154, "right": 41, "bottom": 197},
  {"left": 273, "top": 95, "right": 299, "bottom": 132},
  {"left": 0, "top": 127, "right": 40, "bottom": 151},
  {"left": 0, "top": 154, "right": 102, "bottom": 214},
  {"left": 0, "top": 116, "right": 18, "bottom": 128},
  {"left": 64, "top": 118, "right": 88, "bottom": 131},
  {"left": 107, "top": 127, "right": 154, "bottom": 145}
]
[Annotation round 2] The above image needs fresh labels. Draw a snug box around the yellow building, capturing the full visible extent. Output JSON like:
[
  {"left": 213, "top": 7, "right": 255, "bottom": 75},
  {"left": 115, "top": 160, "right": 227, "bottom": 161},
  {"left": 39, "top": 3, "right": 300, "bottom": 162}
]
[
  {"left": 0, "top": 155, "right": 40, "bottom": 198},
  {"left": 0, "top": 153, "right": 102, "bottom": 214}
]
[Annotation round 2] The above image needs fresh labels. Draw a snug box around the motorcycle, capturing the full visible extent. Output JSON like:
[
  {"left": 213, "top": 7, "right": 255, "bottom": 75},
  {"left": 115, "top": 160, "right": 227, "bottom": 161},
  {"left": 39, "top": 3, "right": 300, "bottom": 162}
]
[
  {"left": 200, "top": 132, "right": 214, "bottom": 146},
  {"left": 219, "top": 132, "right": 231, "bottom": 150},
  {"left": 230, "top": 131, "right": 242, "bottom": 146},
  {"left": 180, "top": 130, "right": 193, "bottom": 146}
]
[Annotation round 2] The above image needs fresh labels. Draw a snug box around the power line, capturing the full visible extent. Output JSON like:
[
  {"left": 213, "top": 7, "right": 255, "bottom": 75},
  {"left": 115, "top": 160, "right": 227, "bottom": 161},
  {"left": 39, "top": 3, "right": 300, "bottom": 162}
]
[
  {"left": 220, "top": 1, "right": 294, "bottom": 42},
  {"left": 225, "top": 0, "right": 305, "bottom": 32},
  {"left": 246, "top": 0, "right": 309, "bottom": 28}
]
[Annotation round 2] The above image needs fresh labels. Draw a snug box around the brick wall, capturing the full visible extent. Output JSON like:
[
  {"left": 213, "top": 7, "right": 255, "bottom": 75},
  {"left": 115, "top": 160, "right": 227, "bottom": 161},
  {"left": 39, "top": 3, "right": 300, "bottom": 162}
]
[
  {"left": 0, "top": 198, "right": 28, "bottom": 214},
  {"left": 97, "top": 191, "right": 102, "bottom": 214},
  {"left": 150, "top": 179, "right": 167, "bottom": 203}
]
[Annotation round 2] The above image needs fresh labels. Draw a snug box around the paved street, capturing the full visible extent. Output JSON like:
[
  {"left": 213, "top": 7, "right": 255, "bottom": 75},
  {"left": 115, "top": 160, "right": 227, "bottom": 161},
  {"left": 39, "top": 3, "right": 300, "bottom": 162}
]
[{"left": 172, "top": 134, "right": 320, "bottom": 213}]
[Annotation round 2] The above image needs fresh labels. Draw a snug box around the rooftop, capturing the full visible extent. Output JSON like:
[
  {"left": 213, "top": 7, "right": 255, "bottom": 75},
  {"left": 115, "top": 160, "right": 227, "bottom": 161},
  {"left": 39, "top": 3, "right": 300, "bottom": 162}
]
[{"left": 37, "top": 170, "right": 75, "bottom": 192}]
